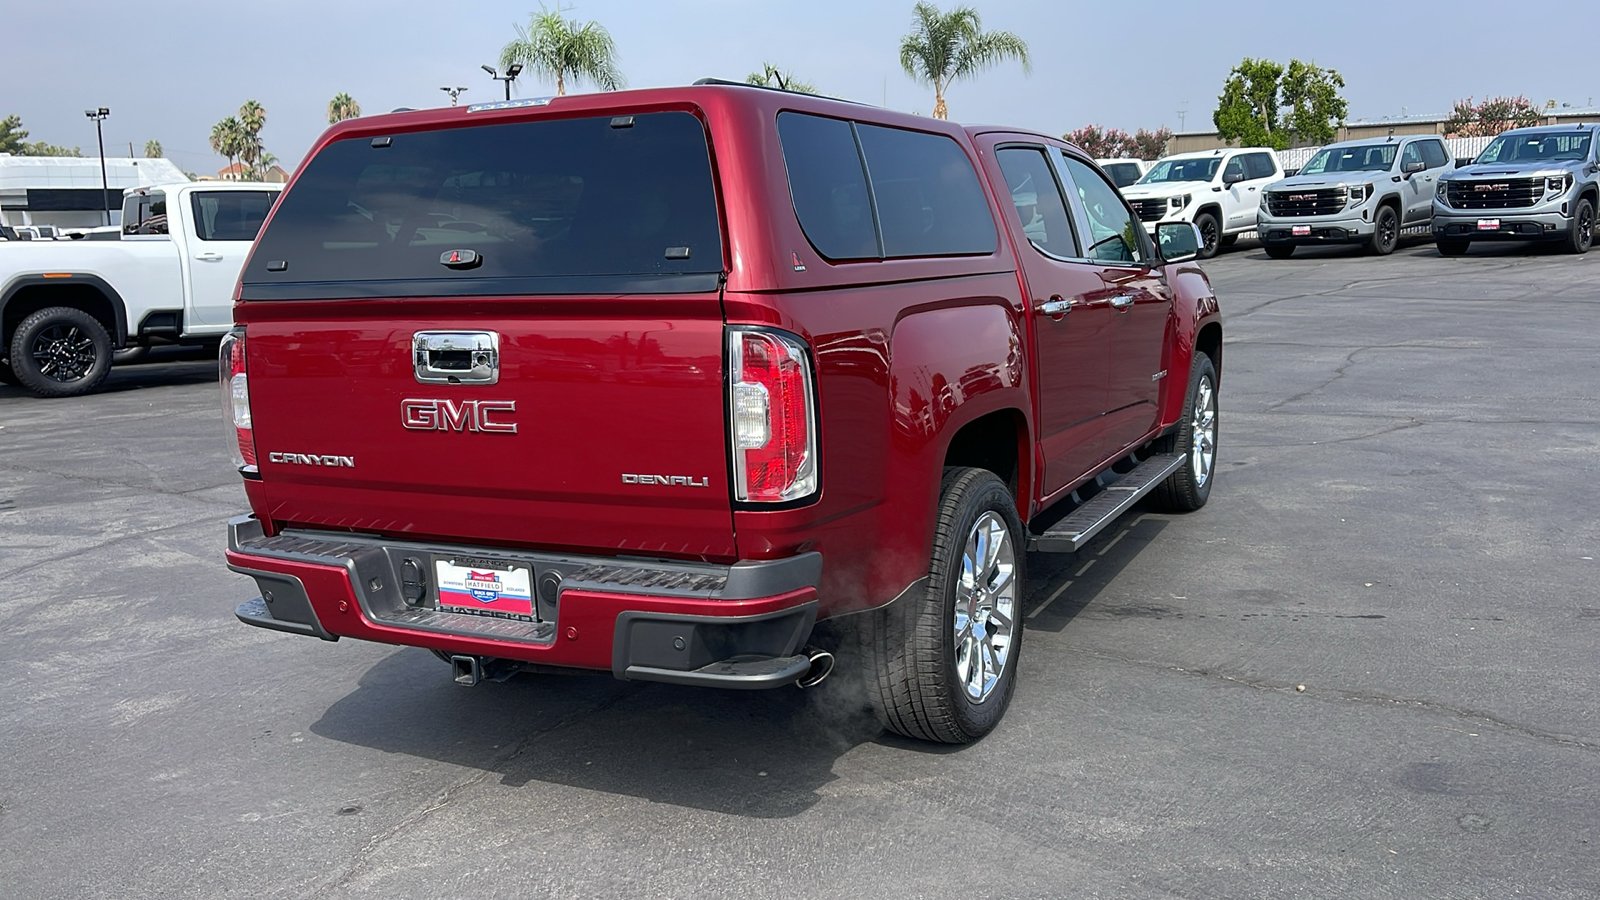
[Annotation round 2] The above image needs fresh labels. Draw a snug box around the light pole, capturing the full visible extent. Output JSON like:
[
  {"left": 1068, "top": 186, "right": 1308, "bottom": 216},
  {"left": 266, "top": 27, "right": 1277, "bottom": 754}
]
[
  {"left": 440, "top": 86, "right": 469, "bottom": 106},
  {"left": 84, "top": 107, "right": 110, "bottom": 226},
  {"left": 481, "top": 64, "right": 523, "bottom": 101}
]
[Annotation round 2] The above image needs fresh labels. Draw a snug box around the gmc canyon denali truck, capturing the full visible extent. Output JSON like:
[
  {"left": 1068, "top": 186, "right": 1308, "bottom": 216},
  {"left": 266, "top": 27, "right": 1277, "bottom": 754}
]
[
  {"left": 1120, "top": 147, "right": 1282, "bottom": 259},
  {"left": 0, "top": 181, "right": 281, "bottom": 396},
  {"left": 1432, "top": 123, "right": 1599, "bottom": 256},
  {"left": 1259, "top": 135, "right": 1453, "bottom": 258},
  {"left": 223, "top": 83, "right": 1224, "bottom": 744}
]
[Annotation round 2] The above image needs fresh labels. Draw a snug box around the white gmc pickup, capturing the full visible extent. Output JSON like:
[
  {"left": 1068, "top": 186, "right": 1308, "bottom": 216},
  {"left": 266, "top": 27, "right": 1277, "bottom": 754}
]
[{"left": 0, "top": 181, "right": 281, "bottom": 396}]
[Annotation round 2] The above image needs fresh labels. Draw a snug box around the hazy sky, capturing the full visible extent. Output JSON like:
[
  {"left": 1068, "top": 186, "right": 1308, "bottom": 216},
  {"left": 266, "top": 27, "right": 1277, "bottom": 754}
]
[{"left": 7, "top": 0, "right": 1596, "bottom": 176}]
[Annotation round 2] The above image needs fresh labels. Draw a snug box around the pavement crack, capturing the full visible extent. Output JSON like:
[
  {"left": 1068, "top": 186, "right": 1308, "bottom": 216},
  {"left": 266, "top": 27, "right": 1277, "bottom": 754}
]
[
  {"left": 0, "top": 514, "right": 230, "bottom": 581},
  {"left": 1267, "top": 346, "right": 1368, "bottom": 410},
  {"left": 1067, "top": 645, "right": 1600, "bottom": 754}
]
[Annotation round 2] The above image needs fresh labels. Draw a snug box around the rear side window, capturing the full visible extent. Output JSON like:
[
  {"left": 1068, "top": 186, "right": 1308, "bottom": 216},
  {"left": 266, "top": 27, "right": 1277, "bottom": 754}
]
[
  {"left": 191, "top": 191, "right": 274, "bottom": 241},
  {"left": 1101, "top": 162, "right": 1142, "bottom": 188},
  {"left": 122, "top": 191, "right": 168, "bottom": 235},
  {"left": 243, "top": 111, "right": 722, "bottom": 298},
  {"left": 1419, "top": 140, "right": 1449, "bottom": 168},
  {"left": 1244, "top": 152, "right": 1277, "bottom": 180},
  {"left": 995, "top": 147, "right": 1079, "bottom": 258},
  {"left": 778, "top": 112, "right": 996, "bottom": 261}
]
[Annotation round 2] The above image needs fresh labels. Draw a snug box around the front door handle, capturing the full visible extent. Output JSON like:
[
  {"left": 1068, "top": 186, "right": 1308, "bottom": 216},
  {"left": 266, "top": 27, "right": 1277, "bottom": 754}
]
[
  {"left": 194, "top": 252, "right": 224, "bottom": 261},
  {"left": 1109, "top": 294, "right": 1137, "bottom": 311},
  {"left": 1038, "top": 296, "right": 1072, "bottom": 319}
]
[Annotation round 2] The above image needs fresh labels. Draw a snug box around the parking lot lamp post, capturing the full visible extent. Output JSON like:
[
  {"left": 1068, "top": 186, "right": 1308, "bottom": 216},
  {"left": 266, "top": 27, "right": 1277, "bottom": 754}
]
[
  {"left": 440, "top": 86, "right": 468, "bottom": 107},
  {"left": 482, "top": 64, "right": 523, "bottom": 101},
  {"left": 85, "top": 107, "right": 110, "bottom": 226}
]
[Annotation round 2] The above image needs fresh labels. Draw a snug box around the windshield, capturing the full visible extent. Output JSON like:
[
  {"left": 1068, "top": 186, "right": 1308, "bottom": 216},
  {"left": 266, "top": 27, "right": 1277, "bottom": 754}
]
[
  {"left": 1138, "top": 157, "right": 1221, "bottom": 184},
  {"left": 1300, "top": 144, "right": 1396, "bottom": 174},
  {"left": 1475, "top": 132, "right": 1592, "bottom": 165}
]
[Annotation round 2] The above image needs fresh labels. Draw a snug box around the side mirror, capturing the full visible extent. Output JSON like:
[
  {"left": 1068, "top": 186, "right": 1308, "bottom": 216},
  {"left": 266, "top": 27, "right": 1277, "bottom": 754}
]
[
  {"left": 1402, "top": 159, "right": 1426, "bottom": 175},
  {"left": 1157, "top": 222, "right": 1203, "bottom": 263},
  {"left": 1222, "top": 170, "right": 1246, "bottom": 186}
]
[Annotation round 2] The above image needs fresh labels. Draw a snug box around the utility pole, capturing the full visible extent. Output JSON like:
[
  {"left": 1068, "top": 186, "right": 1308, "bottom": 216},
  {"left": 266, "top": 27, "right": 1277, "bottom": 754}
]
[
  {"left": 85, "top": 107, "right": 111, "bottom": 226},
  {"left": 440, "top": 86, "right": 469, "bottom": 106}
]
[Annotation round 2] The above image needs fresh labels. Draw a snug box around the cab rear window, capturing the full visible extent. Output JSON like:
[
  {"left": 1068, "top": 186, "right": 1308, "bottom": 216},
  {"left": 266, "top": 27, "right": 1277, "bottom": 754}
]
[{"left": 242, "top": 111, "right": 723, "bottom": 299}]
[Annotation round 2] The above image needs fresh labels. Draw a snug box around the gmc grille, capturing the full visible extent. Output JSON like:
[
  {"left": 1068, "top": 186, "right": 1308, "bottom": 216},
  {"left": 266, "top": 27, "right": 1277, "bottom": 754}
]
[
  {"left": 1446, "top": 178, "right": 1542, "bottom": 210},
  {"left": 1130, "top": 198, "right": 1168, "bottom": 222},
  {"left": 1266, "top": 187, "right": 1347, "bottom": 217}
]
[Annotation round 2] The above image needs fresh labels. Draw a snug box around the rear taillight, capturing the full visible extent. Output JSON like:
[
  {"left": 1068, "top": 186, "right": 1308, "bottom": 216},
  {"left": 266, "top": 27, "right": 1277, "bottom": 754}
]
[
  {"left": 729, "top": 328, "right": 818, "bottom": 503},
  {"left": 218, "top": 329, "right": 257, "bottom": 476}
]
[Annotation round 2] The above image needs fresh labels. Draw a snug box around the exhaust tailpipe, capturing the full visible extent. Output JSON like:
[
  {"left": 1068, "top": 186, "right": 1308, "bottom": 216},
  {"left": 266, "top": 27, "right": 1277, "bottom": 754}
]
[
  {"left": 451, "top": 655, "right": 483, "bottom": 687},
  {"left": 796, "top": 649, "right": 834, "bottom": 689}
]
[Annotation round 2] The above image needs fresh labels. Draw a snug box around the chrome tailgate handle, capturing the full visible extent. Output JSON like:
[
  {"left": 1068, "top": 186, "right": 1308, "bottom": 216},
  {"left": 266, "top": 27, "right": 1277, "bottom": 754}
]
[{"left": 413, "top": 331, "right": 500, "bottom": 385}]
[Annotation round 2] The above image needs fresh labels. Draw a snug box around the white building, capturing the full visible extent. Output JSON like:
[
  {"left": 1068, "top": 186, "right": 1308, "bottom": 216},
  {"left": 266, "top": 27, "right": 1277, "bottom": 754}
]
[{"left": 0, "top": 154, "right": 189, "bottom": 230}]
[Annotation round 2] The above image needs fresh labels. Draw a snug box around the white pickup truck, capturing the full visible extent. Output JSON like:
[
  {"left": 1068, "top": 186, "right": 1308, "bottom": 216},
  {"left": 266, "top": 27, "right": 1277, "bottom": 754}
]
[{"left": 0, "top": 181, "right": 281, "bottom": 397}]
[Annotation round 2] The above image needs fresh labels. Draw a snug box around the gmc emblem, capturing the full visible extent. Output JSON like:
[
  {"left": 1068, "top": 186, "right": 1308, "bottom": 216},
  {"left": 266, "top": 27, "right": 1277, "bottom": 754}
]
[
  {"left": 1287, "top": 194, "right": 1316, "bottom": 201},
  {"left": 1474, "top": 184, "right": 1508, "bottom": 191},
  {"left": 401, "top": 398, "right": 517, "bottom": 434}
]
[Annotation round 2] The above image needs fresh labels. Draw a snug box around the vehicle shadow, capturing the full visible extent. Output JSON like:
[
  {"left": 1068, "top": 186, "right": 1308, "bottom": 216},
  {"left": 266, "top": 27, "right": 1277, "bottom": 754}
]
[{"left": 307, "top": 509, "right": 1169, "bottom": 818}]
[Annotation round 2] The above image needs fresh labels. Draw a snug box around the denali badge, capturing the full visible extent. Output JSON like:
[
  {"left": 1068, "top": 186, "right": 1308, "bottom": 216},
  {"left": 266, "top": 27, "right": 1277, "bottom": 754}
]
[
  {"left": 402, "top": 398, "right": 517, "bottom": 433},
  {"left": 268, "top": 452, "right": 355, "bottom": 467},
  {"left": 622, "top": 474, "right": 710, "bottom": 487}
]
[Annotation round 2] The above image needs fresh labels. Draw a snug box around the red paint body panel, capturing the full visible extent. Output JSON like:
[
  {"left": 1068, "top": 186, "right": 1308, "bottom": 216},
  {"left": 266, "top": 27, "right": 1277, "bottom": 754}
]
[{"left": 230, "top": 84, "right": 1221, "bottom": 663}]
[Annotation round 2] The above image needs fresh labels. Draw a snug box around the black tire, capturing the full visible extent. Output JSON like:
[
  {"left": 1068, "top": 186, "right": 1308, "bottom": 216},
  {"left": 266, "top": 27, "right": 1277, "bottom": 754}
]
[
  {"left": 1368, "top": 204, "right": 1399, "bottom": 255},
  {"left": 1565, "top": 197, "right": 1594, "bottom": 255},
  {"left": 1218, "top": 233, "right": 1239, "bottom": 248},
  {"left": 861, "top": 467, "right": 1025, "bottom": 744},
  {"left": 112, "top": 344, "right": 150, "bottom": 365},
  {"left": 1436, "top": 240, "right": 1469, "bottom": 257},
  {"left": 1264, "top": 244, "right": 1295, "bottom": 260},
  {"left": 1153, "top": 354, "right": 1218, "bottom": 512},
  {"left": 1194, "top": 212, "right": 1222, "bottom": 259},
  {"left": 8, "top": 306, "right": 112, "bottom": 398}
]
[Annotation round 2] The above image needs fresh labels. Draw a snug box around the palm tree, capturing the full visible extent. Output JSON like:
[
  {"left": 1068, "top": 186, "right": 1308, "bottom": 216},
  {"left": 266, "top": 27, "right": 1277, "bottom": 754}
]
[
  {"left": 143, "top": 139, "right": 162, "bottom": 158},
  {"left": 328, "top": 92, "right": 361, "bottom": 124},
  {"left": 745, "top": 63, "right": 818, "bottom": 94},
  {"left": 209, "top": 118, "right": 245, "bottom": 179},
  {"left": 499, "top": 7, "right": 624, "bottom": 96},
  {"left": 238, "top": 100, "right": 267, "bottom": 179},
  {"left": 898, "top": 2, "right": 1030, "bottom": 121}
]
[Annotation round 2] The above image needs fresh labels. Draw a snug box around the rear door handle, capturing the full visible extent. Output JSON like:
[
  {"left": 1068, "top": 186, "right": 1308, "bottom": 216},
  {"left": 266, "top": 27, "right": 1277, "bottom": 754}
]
[
  {"left": 194, "top": 252, "right": 224, "bottom": 261},
  {"left": 1038, "top": 296, "right": 1072, "bottom": 318},
  {"left": 1109, "top": 294, "right": 1137, "bottom": 311}
]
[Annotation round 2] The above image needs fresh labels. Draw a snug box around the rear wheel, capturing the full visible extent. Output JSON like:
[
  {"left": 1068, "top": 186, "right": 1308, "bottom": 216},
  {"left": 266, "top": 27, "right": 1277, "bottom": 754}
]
[
  {"left": 1264, "top": 244, "right": 1295, "bottom": 260},
  {"left": 861, "top": 467, "right": 1024, "bottom": 744},
  {"left": 1368, "top": 204, "right": 1399, "bottom": 255},
  {"left": 8, "top": 306, "right": 112, "bottom": 398},
  {"left": 1437, "top": 240, "right": 1469, "bottom": 257},
  {"left": 1194, "top": 212, "right": 1221, "bottom": 259},
  {"left": 1565, "top": 198, "right": 1594, "bottom": 255},
  {"left": 1153, "top": 354, "right": 1218, "bottom": 512}
]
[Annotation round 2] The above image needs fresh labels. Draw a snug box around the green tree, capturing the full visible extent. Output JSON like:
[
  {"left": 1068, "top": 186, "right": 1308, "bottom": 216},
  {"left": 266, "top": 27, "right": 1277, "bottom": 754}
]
[
  {"left": 237, "top": 100, "right": 267, "bottom": 179},
  {"left": 144, "top": 140, "right": 162, "bottom": 158},
  {"left": 0, "top": 114, "right": 27, "bottom": 154},
  {"left": 1443, "top": 95, "right": 1544, "bottom": 138},
  {"left": 745, "top": 63, "right": 817, "bottom": 94},
  {"left": 328, "top": 92, "right": 362, "bottom": 124},
  {"left": 898, "top": 2, "right": 1030, "bottom": 120},
  {"left": 210, "top": 117, "right": 246, "bottom": 178},
  {"left": 499, "top": 7, "right": 624, "bottom": 96},
  {"left": 21, "top": 141, "right": 82, "bottom": 157},
  {"left": 1214, "top": 57, "right": 1345, "bottom": 150}
]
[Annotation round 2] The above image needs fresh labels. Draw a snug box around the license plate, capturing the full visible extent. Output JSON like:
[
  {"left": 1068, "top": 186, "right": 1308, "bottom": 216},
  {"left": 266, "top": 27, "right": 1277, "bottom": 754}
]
[
  {"left": 435, "top": 558, "right": 534, "bottom": 620},
  {"left": 1477, "top": 219, "right": 1501, "bottom": 231},
  {"left": 1291, "top": 225, "right": 1311, "bottom": 236}
]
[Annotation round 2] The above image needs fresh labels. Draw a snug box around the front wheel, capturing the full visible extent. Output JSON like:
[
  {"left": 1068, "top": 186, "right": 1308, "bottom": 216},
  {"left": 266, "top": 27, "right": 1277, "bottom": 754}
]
[
  {"left": 1437, "top": 240, "right": 1469, "bottom": 257},
  {"left": 1153, "top": 354, "right": 1218, "bottom": 512},
  {"left": 8, "top": 306, "right": 113, "bottom": 398},
  {"left": 1368, "top": 204, "right": 1399, "bottom": 255},
  {"left": 1565, "top": 198, "right": 1594, "bottom": 255},
  {"left": 1264, "top": 244, "right": 1295, "bottom": 260},
  {"left": 1194, "top": 212, "right": 1221, "bottom": 259},
  {"left": 861, "top": 467, "right": 1025, "bottom": 744}
]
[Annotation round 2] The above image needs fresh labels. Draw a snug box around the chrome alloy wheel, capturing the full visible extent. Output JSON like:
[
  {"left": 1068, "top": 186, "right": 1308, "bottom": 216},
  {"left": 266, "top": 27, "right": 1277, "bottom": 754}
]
[
  {"left": 1191, "top": 373, "right": 1217, "bottom": 488},
  {"left": 953, "top": 511, "right": 1018, "bottom": 703},
  {"left": 30, "top": 324, "right": 97, "bottom": 383}
]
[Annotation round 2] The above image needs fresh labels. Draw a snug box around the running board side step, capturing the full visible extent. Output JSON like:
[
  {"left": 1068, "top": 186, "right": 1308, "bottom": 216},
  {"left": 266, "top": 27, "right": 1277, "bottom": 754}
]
[{"left": 1027, "top": 453, "right": 1184, "bottom": 553}]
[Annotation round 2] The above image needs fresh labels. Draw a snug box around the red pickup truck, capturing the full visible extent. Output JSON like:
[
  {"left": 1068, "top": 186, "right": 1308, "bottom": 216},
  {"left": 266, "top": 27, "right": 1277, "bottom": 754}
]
[{"left": 223, "top": 83, "right": 1222, "bottom": 743}]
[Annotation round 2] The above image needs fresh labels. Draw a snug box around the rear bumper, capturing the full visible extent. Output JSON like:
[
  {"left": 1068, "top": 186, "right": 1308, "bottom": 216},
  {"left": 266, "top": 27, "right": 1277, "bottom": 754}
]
[
  {"left": 1432, "top": 208, "right": 1570, "bottom": 241},
  {"left": 226, "top": 515, "right": 822, "bottom": 689}
]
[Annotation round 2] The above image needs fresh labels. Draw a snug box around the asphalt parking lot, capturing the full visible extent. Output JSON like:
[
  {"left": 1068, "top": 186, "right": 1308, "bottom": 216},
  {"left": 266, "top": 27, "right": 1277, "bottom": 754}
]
[{"left": 2, "top": 238, "right": 1598, "bottom": 899}]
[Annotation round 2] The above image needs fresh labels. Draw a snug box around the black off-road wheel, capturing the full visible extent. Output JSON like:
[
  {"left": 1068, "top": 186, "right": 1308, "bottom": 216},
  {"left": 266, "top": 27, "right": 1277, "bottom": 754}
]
[
  {"left": 1153, "top": 354, "right": 1218, "bottom": 512},
  {"left": 1264, "top": 244, "right": 1295, "bottom": 260},
  {"left": 1436, "top": 239, "right": 1469, "bottom": 257},
  {"left": 1368, "top": 204, "right": 1400, "bottom": 255},
  {"left": 861, "top": 467, "right": 1025, "bottom": 744},
  {"left": 8, "top": 306, "right": 113, "bottom": 398},
  {"left": 1194, "top": 212, "right": 1222, "bottom": 259},
  {"left": 1565, "top": 197, "right": 1594, "bottom": 255}
]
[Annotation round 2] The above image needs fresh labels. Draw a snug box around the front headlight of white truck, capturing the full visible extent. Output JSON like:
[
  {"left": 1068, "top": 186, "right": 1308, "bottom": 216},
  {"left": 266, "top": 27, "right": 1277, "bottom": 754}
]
[{"left": 1169, "top": 194, "right": 1190, "bottom": 210}]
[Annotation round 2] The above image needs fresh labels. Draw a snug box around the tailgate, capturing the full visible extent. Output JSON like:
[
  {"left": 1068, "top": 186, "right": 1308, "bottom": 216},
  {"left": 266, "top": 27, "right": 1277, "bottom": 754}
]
[{"left": 247, "top": 295, "right": 735, "bottom": 559}]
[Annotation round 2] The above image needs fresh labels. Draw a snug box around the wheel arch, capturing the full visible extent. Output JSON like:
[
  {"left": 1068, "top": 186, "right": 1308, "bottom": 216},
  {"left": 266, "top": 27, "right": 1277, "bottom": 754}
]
[
  {"left": 1, "top": 275, "right": 129, "bottom": 353},
  {"left": 941, "top": 407, "right": 1032, "bottom": 514}
]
